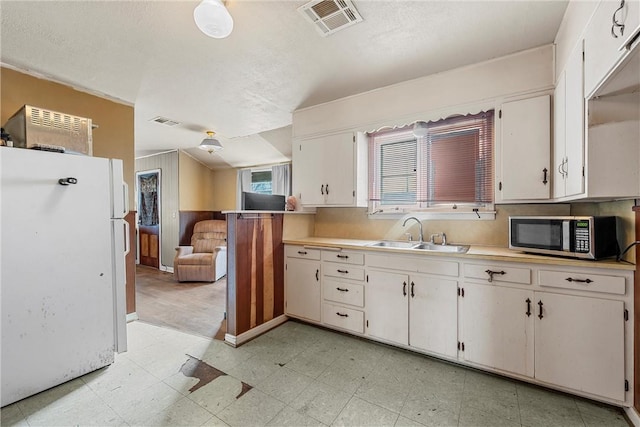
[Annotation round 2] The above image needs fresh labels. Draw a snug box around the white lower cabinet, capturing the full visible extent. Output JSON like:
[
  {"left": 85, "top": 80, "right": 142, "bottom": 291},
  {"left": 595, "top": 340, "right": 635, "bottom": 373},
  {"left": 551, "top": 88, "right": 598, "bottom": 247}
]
[
  {"left": 366, "top": 269, "right": 458, "bottom": 358},
  {"left": 284, "top": 244, "right": 632, "bottom": 405},
  {"left": 462, "top": 283, "right": 534, "bottom": 377},
  {"left": 462, "top": 281, "right": 626, "bottom": 402},
  {"left": 285, "top": 256, "right": 321, "bottom": 322},
  {"left": 534, "top": 292, "right": 625, "bottom": 402}
]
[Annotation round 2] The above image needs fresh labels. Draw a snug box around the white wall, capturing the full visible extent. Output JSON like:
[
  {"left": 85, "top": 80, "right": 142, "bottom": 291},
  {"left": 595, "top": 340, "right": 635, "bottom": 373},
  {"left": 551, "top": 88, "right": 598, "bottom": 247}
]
[{"left": 293, "top": 45, "right": 554, "bottom": 139}]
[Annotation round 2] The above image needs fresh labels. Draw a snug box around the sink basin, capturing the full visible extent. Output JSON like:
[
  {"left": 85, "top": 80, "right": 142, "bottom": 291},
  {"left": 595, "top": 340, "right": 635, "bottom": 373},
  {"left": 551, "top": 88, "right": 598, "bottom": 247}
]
[
  {"left": 412, "top": 243, "right": 470, "bottom": 253},
  {"left": 368, "top": 241, "right": 417, "bottom": 249}
]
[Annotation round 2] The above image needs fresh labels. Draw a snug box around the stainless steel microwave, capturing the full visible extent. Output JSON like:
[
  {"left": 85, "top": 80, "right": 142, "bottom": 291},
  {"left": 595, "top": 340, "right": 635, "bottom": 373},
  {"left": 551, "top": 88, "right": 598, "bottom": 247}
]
[{"left": 509, "top": 216, "right": 618, "bottom": 260}]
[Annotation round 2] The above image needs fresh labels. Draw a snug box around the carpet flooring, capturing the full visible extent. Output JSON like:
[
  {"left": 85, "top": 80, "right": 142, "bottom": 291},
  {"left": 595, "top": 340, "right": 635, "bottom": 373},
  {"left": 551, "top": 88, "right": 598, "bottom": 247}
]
[{"left": 135, "top": 265, "right": 227, "bottom": 339}]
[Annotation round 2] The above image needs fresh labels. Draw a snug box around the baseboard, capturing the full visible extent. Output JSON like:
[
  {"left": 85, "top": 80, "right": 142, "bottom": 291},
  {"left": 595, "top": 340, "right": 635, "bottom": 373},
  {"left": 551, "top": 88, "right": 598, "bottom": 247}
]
[
  {"left": 224, "top": 315, "right": 288, "bottom": 347},
  {"left": 126, "top": 312, "right": 139, "bottom": 322},
  {"left": 159, "top": 265, "right": 174, "bottom": 273},
  {"left": 625, "top": 406, "right": 640, "bottom": 426}
]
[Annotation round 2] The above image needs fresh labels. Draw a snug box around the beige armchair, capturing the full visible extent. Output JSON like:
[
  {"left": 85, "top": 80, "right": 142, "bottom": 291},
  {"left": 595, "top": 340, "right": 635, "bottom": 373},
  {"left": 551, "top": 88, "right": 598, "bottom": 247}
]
[{"left": 174, "top": 220, "right": 227, "bottom": 282}]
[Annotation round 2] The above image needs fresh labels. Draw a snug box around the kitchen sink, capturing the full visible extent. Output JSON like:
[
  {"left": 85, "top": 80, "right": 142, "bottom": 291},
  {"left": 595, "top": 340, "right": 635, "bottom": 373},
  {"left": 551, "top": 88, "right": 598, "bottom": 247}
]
[
  {"left": 412, "top": 243, "right": 470, "bottom": 253},
  {"left": 368, "top": 240, "right": 417, "bottom": 249},
  {"left": 367, "top": 240, "right": 469, "bottom": 253}
]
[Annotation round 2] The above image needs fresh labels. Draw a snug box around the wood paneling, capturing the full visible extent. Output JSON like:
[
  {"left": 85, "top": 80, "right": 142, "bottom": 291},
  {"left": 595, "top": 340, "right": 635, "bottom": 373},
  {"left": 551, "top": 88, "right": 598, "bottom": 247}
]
[
  {"left": 227, "top": 213, "right": 284, "bottom": 337},
  {"left": 136, "top": 152, "right": 179, "bottom": 268},
  {"left": 125, "top": 211, "right": 136, "bottom": 314},
  {"left": 179, "top": 211, "right": 226, "bottom": 245}
]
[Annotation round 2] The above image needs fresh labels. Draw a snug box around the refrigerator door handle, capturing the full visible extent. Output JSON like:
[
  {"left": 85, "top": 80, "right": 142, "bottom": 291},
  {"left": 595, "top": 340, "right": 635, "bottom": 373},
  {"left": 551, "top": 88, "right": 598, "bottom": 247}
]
[
  {"left": 122, "top": 182, "right": 129, "bottom": 217},
  {"left": 123, "top": 220, "right": 130, "bottom": 256}
]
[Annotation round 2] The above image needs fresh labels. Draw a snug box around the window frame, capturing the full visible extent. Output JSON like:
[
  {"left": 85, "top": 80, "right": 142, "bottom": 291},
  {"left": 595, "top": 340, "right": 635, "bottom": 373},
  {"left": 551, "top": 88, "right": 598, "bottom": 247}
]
[{"left": 368, "top": 110, "right": 495, "bottom": 218}]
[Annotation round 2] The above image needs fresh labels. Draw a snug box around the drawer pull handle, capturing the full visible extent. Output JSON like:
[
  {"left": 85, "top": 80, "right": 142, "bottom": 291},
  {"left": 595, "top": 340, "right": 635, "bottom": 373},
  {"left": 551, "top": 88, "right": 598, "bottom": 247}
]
[
  {"left": 336, "top": 287, "right": 349, "bottom": 292},
  {"left": 337, "top": 254, "right": 349, "bottom": 259},
  {"left": 410, "top": 281, "right": 415, "bottom": 298},
  {"left": 315, "top": 269, "right": 319, "bottom": 281},
  {"left": 538, "top": 300, "right": 544, "bottom": 319},
  {"left": 526, "top": 298, "right": 531, "bottom": 317},
  {"left": 485, "top": 269, "right": 506, "bottom": 282},
  {"left": 321, "top": 184, "right": 325, "bottom": 195},
  {"left": 337, "top": 269, "right": 349, "bottom": 274},
  {"left": 565, "top": 277, "right": 593, "bottom": 284},
  {"left": 403, "top": 281, "right": 407, "bottom": 297},
  {"left": 336, "top": 312, "right": 349, "bottom": 317},
  {"left": 297, "top": 250, "right": 308, "bottom": 255}
]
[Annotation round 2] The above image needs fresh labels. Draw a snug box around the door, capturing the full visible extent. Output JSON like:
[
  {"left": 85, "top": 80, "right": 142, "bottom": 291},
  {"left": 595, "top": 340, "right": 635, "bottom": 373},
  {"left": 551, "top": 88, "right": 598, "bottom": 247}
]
[
  {"left": 365, "top": 270, "right": 408, "bottom": 345},
  {"left": 293, "top": 138, "right": 324, "bottom": 205},
  {"left": 1, "top": 149, "right": 115, "bottom": 406},
  {"left": 137, "top": 170, "right": 160, "bottom": 268},
  {"left": 564, "top": 42, "right": 585, "bottom": 197},
  {"left": 534, "top": 292, "right": 625, "bottom": 401},
  {"left": 324, "top": 132, "right": 355, "bottom": 205},
  {"left": 463, "top": 283, "right": 534, "bottom": 377},
  {"left": 409, "top": 274, "right": 458, "bottom": 358},
  {"left": 285, "top": 258, "right": 321, "bottom": 322}
]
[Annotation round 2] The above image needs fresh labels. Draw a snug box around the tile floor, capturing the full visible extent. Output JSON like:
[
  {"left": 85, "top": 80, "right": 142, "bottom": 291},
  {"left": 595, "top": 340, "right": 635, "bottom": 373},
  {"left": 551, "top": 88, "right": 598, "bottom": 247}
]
[{"left": 1, "top": 320, "right": 631, "bottom": 427}]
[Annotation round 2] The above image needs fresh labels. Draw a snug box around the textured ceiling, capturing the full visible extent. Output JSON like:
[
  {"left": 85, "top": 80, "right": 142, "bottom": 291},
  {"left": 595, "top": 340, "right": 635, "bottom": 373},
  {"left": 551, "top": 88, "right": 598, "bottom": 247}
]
[{"left": 0, "top": 0, "right": 568, "bottom": 169}]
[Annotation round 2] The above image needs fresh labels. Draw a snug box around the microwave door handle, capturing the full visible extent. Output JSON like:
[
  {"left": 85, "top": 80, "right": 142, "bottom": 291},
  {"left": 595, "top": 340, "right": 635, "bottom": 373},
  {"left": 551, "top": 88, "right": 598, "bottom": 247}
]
[{"left": 562, "top": 221, "right": 571, "bottom": 252}]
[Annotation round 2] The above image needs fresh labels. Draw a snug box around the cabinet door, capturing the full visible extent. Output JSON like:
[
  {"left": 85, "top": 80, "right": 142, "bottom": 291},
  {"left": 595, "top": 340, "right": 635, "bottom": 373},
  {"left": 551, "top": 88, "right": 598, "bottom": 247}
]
[
  {"left": 365, "top": 270, "right": 408, "bottom": 345},
  {"left": 564, "top": 42, "right": 585, "bottom": 197},
  {"left": 500, "top": 95, "right": 550, "bottom": 200},
  {"left": 285, "top": 258, "right": 321, "bottom": 322},
  {"left": 584, "top": 0, "right": 631, "bottom": 97},
  {"left": 292, "top": 138, "right": 324, "bottom": 205},
  {"left": 553, "top": 71, "right": 567, "bottom": 198},
  {"left": 409, "top": 274, "right": 458, "bottom": 358},
  {"left": 323, "top": 133, "right": 355, "bottom": 205},
  {"left": 462, "top": 283, "right": 534, "bottom": 377},
  {"left": 535, "top": 292, "right": 625, "bottom": 401}
]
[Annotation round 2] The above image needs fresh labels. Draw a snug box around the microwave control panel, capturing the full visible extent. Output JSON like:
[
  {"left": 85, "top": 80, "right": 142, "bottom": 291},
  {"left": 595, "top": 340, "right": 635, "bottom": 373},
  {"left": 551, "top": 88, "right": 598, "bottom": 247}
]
[{"left": 573, "top": 220, "right": 590, "bottom": 253}]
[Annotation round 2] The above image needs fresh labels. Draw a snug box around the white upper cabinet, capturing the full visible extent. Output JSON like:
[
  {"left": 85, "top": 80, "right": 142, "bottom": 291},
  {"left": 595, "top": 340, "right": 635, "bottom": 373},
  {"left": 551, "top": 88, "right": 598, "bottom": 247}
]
[
  {"left": 585, "top": 0, "right": 640, "bottom": 98},
  {"left": 498, "top": 95, "right": 551, "bottom": 202},
  {"left": 292, "top": 132, "right": 368, "bottom": 207},
  {"left": 554, "top": 42, "right": 586, "bottom": 199}
]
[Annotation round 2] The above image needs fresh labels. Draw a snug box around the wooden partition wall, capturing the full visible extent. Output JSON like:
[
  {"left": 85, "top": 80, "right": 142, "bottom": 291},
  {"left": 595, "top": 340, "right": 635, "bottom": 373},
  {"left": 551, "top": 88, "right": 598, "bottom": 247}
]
[{"left": 226, "top": 213, "right": 284, "bottom": 341}]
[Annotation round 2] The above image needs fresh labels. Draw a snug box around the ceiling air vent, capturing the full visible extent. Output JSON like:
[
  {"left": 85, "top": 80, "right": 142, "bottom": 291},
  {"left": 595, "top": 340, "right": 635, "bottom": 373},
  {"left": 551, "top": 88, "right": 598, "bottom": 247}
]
[
  {"left": 150, "top": 116, "right": 181, "bottom": 127},
  {"left": 298, "top": 0, "right": 363, "bottom": 37}
]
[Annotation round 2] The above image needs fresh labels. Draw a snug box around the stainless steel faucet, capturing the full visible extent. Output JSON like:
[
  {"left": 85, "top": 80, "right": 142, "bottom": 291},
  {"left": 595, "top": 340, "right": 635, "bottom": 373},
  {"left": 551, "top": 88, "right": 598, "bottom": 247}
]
[
  {"left": 430, "top": 232, "right": 447, "bottom": 245},
  {"left": 402, "top": 216, "right": 424, "bottom": 243}
]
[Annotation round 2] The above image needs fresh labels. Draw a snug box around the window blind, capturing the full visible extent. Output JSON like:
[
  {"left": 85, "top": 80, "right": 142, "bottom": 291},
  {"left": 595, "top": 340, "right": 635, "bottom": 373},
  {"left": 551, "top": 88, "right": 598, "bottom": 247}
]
[{"left": 368, "top": 111, "right": 494, "bottom": 208}]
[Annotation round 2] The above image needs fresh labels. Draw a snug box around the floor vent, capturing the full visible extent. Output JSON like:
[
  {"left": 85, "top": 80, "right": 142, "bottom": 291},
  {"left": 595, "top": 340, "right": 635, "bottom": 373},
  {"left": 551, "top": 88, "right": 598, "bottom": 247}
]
[
  {"left": 298, "top": 0, "right": 363, "bottom": 37},
  {"left": 150, "top": 116, "right": 181, "bottom": 127}
]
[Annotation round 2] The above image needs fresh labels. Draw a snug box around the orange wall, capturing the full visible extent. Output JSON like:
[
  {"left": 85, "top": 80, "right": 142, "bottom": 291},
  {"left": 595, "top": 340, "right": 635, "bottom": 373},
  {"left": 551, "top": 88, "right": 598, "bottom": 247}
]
[{"left": 1, "top": 67, "right": 135, "bottom": 206}]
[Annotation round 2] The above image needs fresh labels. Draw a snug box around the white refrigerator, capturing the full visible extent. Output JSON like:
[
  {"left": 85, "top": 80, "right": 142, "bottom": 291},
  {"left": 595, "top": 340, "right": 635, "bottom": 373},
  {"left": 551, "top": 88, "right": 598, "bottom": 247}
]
[{"left": 0, "top": 147, "right": 129, "bottom": 407}]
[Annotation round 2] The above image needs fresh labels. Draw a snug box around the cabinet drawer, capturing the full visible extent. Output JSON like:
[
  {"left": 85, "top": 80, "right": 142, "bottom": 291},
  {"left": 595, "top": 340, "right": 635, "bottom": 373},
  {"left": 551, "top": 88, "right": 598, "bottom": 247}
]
[
  {"left": 464, "top": 263, "right": 531, "bottom": 285},
  {"left": 285, "top": 245, "right": 321, "bottom": 260},
  {"left": 322, "top": 251, "right": 364, "bottom": 265},
  {"left": 539, "top": 270, "right": 625, "bottom": 295},
  {"left": 323, "top": 303, "right": 364, "bottom": 334},
  {"left": 323, "top": 279, "right": 364, "bottom": 307},
  {"left": 324, "top": 265, "right": 365, "bottom": 281}
]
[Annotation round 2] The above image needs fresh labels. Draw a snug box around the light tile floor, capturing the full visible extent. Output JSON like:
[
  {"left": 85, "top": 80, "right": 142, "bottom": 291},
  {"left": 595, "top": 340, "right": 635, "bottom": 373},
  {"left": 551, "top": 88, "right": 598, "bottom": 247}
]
[{"left": 1, "top": 320, "right": 631, "bottom": 427}]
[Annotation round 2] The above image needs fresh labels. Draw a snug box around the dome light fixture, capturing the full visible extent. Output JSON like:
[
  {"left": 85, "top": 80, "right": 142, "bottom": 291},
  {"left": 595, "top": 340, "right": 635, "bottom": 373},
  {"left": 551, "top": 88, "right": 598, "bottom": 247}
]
[
  {"left": 412, "top": 121, "right": 429, "bottom": 138},
  {"left": 199, "top": 131, "right": 223, "bottom": 153},
  {"left": 194, "top": 0, "right": 234, "bottom": 39}
]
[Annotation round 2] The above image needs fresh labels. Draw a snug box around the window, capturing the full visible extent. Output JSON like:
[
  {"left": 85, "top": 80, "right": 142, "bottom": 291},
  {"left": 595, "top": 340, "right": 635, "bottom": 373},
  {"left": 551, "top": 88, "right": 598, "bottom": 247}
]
[
  {"left": 251, "top": 170, "right": 272, "bottom": 194},
  {"left": 369, "top": 111, "right": 494, "bottom": 212}
]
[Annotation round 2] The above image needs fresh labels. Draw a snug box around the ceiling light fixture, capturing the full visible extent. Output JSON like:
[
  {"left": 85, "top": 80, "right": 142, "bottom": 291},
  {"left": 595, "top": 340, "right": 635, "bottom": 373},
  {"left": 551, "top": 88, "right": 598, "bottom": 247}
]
[
  {"left": 194, "top": 0, "right": 234, "bottom": 39},
  {"left": 412, "top": 121, "right": 429, "bottom": 138},
  {"left": 199, "top": 131, "right": 223, "bottom": 153}
]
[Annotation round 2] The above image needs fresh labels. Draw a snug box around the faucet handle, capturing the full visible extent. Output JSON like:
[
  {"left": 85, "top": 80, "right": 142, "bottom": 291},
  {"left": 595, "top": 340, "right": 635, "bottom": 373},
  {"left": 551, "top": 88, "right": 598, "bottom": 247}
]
[
  {"left": 404, "top": 232, "right": 413, "bottom": 242},
  {"left": 441, "top": 232, "right": 447, "bottom": 246}
]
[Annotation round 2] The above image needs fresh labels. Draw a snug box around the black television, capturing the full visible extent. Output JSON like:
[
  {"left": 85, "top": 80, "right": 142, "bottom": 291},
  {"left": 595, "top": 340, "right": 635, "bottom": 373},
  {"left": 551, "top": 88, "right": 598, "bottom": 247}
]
[{"left": 241, "top": 192, "right": 286, "bottom": 211}]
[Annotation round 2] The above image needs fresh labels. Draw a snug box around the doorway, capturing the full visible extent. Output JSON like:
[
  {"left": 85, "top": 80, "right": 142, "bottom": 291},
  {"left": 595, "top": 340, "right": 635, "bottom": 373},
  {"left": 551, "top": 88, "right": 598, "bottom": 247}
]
[{"left": 136, "top": 170, "right": 161, "bottom": 269}]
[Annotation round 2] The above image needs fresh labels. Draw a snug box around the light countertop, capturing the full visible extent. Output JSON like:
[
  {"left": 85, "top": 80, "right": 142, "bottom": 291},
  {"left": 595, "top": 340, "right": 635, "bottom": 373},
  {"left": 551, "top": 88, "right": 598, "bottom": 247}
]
[{"left": 283, "top": 236, "right": 636, "bottom": 271}]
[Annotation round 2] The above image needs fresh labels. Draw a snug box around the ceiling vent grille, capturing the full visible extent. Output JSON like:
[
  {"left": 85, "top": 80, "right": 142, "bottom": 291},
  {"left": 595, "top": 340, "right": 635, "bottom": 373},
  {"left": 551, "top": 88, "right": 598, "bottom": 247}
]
[
  {"left": 298, "top": 0, "right": 363, "bottom": 37},
  {"left": 150, "top": 116, "right": 181, "bottom": 127}
]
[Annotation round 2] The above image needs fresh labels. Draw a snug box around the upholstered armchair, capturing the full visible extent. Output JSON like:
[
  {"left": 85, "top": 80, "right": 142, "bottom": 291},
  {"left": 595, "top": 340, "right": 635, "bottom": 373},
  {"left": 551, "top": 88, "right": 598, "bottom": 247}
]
[{"left": 174, "top": 220, "right": 227, "bottom": 282}]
